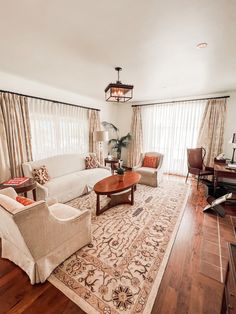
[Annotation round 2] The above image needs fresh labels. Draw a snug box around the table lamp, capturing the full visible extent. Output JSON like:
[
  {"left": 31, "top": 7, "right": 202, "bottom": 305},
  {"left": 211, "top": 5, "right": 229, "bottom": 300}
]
[
  {"left": 93, "top": 130, "right": 109, "bottom": 163},
  {"left": 230, "top": 133, "right": 236, "bottom": 164}
]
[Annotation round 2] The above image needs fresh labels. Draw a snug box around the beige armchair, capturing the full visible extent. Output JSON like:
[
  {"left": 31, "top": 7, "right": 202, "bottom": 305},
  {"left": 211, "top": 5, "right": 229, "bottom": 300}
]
[
  {"left": 133, "top": 152, "right": 164, "bottom": 187},
  {"left": 0, "top": 187, "right": 91, "bottom": 284}
]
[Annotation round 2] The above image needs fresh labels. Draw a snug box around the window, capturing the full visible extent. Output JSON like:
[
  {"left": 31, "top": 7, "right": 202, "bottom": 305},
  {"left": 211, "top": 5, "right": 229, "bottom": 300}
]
[
  {"left": 29, "top": 99, "right": 89, "bottom": 160},
  {"left": 142, "top": 100, "right": 206, "bottom": 175}
]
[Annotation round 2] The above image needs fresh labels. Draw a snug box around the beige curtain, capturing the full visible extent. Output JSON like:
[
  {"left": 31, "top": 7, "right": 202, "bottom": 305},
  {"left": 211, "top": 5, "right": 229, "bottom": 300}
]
[
  {"left": 0, "top": 92, "right": 32, "bottom": 181},
  {"left": 197, "top": 98, "right": 226, "bottom": 167},
  {"left": 127, "top": 107, "right": 143, "bottom": 167},
  {"left": 88, "top": 109, "right": 102, "bottom": 162}
]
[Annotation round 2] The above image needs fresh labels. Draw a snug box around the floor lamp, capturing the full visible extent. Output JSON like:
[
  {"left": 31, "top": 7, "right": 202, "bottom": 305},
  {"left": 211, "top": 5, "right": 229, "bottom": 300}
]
[{"left": 93, "top": 130, "right": 109, "bottom": 164}]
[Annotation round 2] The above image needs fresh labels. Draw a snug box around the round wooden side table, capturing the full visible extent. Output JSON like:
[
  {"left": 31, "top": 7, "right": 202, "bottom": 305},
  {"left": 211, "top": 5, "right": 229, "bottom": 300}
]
[
  {"left": 0, "top": 178, "right": 37, "bottom": 201},
  {"left": 104, "top": 158, "right": 119, "bottom": 174}
]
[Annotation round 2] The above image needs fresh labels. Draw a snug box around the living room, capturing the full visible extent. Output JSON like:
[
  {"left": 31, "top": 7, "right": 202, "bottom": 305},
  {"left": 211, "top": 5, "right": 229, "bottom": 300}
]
[{"left": 0, "top": 1, "right": 236, "bottom": 314}]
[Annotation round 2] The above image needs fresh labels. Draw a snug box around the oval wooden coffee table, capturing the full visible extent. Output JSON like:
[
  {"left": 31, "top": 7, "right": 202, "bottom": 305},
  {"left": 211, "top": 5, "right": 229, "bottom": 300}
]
[{"left": 94, "top": 172, "right": 141, "bottom": 216}]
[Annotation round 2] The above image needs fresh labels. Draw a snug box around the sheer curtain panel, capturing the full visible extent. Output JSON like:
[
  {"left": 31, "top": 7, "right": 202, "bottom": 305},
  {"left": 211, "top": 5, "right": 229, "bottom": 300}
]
[
  {"left": 29, "top": 99, "right": 89, "bottom": 160},
  {"left": 142, "top": 100, "right": 206, "bottom": 175}
]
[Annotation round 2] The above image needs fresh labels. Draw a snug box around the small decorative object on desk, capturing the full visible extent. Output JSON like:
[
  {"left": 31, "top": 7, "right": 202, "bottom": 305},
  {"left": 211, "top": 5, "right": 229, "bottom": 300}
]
[
  {"left": 215, "top": 153, "right": 226, "bottom": 163},
  {"left": 3, "top": 177, "right": 29, "bottom": 186},
  {"left": 116, "top": 167, "right": 125, "bottom": 182}
]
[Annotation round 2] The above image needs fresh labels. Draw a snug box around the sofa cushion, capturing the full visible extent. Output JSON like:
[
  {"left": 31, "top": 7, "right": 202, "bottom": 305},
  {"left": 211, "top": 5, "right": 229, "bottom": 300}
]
[
  {"left": 22, "top": 154, "right": 86, "bottom": 179},
  {"left": 49, "top": 203, "right": 82, "bottom": 221},
  {"left": 135, "top": 167, "right": 157, "bottom": 177},
  {"left": 44, "top": 173, "right": 88, "bottom": 203},
  {"left": 74, "top": 168, "right": 110, "bottom": 190}
]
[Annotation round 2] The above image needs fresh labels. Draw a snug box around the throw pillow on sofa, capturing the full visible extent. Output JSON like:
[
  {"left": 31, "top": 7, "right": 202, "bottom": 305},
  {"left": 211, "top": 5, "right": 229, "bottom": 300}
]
[
  {"left": 85, "top": 155, "right": 99, "bottom": 169},
  {"left": 32, "top": 165, "right": 50, "bottom": 185}
]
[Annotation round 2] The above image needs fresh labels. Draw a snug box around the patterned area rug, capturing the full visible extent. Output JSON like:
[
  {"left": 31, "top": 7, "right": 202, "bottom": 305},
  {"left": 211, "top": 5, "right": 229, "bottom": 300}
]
[{"left": 48, "top": 181, "right": 189, "bottom": 314}]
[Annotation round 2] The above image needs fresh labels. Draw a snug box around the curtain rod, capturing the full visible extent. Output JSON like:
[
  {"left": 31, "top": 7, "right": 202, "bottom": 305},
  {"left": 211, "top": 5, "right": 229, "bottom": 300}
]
[
  {"left": 132, "top": 95, "right": 230, "bottom": 107},
  {"left": 0, "top": 88, "right": 100, "bottom": 111}
]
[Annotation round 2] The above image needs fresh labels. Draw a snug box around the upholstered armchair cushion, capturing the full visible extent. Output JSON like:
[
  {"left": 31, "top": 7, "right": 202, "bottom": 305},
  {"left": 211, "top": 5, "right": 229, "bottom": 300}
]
[
  {"left": 133, "top": 152, "right": 164, "bottom": 187},
  {"left": 0, "top": 187, "right": 92, "bottom": 284}
]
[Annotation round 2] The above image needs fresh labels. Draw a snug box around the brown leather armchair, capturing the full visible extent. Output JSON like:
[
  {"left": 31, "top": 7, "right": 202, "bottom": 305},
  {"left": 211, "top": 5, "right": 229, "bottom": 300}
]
[{"left": 186, "top": 147, "right": 214, "bottom": 188}]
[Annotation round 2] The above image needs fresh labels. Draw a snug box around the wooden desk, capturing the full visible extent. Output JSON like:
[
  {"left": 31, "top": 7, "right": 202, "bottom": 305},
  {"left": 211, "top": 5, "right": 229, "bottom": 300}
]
[{"left": 214, "top": 163, "right": 236, "bottom": 192}]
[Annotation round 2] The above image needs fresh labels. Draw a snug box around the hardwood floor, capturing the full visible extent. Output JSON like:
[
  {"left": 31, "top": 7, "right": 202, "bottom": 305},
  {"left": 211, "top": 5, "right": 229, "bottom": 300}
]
[{"left": 0, "top": 177, "right": 235, "bottom": 314}]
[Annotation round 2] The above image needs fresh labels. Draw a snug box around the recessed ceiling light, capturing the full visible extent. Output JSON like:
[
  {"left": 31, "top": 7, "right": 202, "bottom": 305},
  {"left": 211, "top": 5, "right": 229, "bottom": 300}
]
[{"left": 197, "top": 42, "right": 208, "bottom": 48}]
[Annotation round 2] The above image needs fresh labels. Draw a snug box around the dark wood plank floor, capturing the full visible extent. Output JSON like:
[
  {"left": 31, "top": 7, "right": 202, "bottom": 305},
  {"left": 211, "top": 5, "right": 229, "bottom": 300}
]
[{"left": 0, "top": 177, "right": 235, "bottom": 314}]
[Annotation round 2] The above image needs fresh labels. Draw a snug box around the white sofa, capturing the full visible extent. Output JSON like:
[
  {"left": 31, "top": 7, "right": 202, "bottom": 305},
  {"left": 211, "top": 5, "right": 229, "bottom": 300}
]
[
  {"left": 22, "top": 153, "right": 110, "bottom": 202},
  {"left": 0, "top": 187, "right": 91, "bottom": 284}
]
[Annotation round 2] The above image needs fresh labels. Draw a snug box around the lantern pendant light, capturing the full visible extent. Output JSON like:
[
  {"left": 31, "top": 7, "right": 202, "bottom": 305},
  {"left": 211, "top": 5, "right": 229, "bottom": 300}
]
[{"left": 105, "top": 67, "right": 134, "bottom": 102}]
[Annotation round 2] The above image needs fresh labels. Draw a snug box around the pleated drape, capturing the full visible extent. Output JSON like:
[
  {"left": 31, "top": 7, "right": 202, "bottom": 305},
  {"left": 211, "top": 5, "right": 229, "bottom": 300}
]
[
  {"left": 197, "top": 98, "right": 226, "bottom": 166},
  {"left": 88, "top": 109, "right": 102, "bottom": 162},
  {"left": 127, "top": 107, "right": 143, "bottom": 168},
  {"left": 0, "top": 92, "right": 32, "bottom": 180}
]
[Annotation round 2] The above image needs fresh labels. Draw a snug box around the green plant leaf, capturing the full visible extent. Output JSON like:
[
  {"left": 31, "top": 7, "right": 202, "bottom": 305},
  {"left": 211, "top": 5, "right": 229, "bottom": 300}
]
[{"left": 102, "top": 121, "right": 119, "bottom": 133}]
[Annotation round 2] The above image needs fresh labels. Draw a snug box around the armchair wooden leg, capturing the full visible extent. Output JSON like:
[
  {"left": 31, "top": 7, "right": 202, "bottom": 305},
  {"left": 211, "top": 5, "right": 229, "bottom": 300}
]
[{"left": 185, "top": 172, "right": 189, "bottom": 183}]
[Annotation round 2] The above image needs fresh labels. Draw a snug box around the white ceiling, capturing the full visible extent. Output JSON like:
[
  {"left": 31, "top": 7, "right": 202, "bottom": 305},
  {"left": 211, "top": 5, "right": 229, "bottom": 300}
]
[{"left": 0, "top": 0, "right": 235, "bottom": 102}]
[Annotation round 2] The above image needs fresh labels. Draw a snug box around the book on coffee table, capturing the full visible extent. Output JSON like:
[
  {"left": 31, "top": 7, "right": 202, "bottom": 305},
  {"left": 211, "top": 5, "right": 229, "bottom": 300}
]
[{"left": 3, "top": 177, "right": 29, "bottom": 186}]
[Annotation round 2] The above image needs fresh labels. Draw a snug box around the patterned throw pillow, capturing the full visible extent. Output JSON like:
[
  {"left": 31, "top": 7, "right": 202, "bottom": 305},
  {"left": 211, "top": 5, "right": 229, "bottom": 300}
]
[
  {"left": 142, "top": 156, "right": 159, "bottom": 168},
  {"left": 32, "top": 165, "right": 50, "bottom": 185},
  {"left": 85, "top": 155, "right": 99, "bottom": 169},
  {"left": 16, "top": 196, "right": 35, "bottom": 206}
]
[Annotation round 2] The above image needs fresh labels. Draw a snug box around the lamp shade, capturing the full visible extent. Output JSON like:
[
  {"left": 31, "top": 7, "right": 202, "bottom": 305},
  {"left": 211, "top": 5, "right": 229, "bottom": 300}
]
[{"left": 93, "top": 130, "right": 109, "bottom": 142}]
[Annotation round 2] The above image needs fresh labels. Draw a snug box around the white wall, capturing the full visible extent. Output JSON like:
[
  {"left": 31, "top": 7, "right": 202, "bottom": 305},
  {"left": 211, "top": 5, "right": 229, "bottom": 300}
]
[
  {"left": 0, "top": 70, "right": 118, "bottom": 125},
  {"left": 117, "top": 91, "right": 236, "bottom": 162}
]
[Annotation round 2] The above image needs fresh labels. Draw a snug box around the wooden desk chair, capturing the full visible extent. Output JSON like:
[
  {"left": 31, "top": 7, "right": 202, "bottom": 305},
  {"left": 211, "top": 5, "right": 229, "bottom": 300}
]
[{"left": 186, "top": 147, "right": 214, "bottom": 189}]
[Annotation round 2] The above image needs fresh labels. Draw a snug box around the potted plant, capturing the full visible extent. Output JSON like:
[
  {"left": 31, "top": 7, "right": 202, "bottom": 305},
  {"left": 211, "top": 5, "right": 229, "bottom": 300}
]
[
  {"left": 102, "top": 121, "right": 131, "bottom": 160},
  {"left": 116, "top": 167, "right": 125, "bottom": 181}
]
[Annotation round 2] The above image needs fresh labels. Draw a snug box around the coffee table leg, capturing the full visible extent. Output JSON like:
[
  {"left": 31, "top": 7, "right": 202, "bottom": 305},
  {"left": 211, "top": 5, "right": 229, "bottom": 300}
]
[
  {"left": 131, "top": 186, "right": 134, "bottom": 205},
  {"left": 96, "top": 194, "right": 100, "bottom": 215}
]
